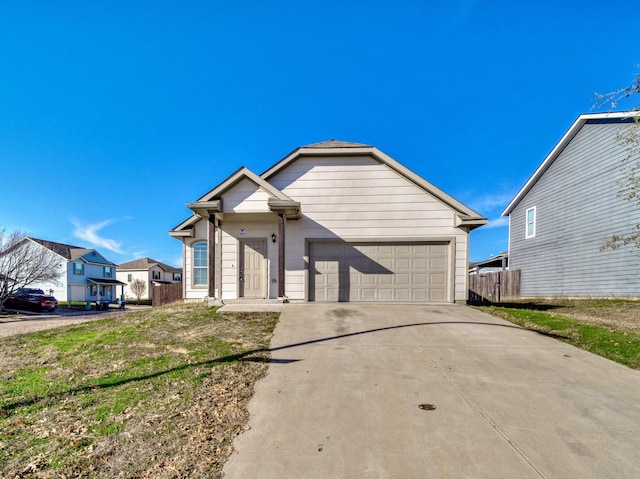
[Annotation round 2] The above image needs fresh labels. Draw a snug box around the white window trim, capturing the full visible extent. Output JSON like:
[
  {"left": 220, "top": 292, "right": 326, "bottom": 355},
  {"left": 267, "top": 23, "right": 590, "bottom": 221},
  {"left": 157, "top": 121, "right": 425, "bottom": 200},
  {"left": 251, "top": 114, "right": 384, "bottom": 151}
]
[
  {"left": 525, "top": 206, "right": 536, "bottom": 239},
  {"left": 193, "top": 242, "right": 208, "bottom": 287}
]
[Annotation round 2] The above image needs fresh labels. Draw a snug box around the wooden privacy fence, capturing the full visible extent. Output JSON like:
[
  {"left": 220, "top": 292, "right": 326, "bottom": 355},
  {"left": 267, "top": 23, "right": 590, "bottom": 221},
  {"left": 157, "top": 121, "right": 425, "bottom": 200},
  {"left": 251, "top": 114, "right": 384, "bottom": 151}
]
[
  {"left": 468, "top": 269, "right": 520, "bottom": 303},
  {"left": 153, "top": 282, "right": 183, "bottom": 307}
]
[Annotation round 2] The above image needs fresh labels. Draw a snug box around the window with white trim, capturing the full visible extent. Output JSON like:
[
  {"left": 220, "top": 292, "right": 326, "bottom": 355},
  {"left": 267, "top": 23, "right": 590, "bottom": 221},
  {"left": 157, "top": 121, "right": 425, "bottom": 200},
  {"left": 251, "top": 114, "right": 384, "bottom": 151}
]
[
  {"left": 73, "top": 263, "right": 84, "bottom": 275},
  {"left": 525, "top": 206, "right": 536, "bottom": 238},
  {"left": 193, "top": 242, "right": 208, "bottom": 286}
]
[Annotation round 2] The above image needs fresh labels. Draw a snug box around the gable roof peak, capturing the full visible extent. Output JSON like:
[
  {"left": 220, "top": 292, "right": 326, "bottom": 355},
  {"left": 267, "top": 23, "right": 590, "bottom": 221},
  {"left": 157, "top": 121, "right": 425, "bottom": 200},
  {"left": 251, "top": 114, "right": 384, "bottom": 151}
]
[
  {"left": 502, "top": 110, "right": 640, "bottom": 216},
  {"left": 302, "top": 140, "right": 372, "bottom": 149}
]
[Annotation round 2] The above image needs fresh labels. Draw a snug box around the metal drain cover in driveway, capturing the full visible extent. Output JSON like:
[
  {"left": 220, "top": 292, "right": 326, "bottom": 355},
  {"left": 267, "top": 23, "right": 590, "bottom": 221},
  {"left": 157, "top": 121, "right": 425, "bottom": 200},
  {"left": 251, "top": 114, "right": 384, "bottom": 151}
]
[{"left": 418, "top": 403, "right": 436, "bottom": 411}]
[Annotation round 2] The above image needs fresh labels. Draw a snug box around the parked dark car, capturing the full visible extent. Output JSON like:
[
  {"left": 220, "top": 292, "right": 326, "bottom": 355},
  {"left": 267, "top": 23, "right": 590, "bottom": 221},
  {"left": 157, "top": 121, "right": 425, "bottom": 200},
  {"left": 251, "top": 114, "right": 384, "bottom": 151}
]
[
  {"left": 5, "top": 293, "right": 58, "bottom": 312},
  {"left": 11, "top": 287, "right": 45, "bottom": 296}
]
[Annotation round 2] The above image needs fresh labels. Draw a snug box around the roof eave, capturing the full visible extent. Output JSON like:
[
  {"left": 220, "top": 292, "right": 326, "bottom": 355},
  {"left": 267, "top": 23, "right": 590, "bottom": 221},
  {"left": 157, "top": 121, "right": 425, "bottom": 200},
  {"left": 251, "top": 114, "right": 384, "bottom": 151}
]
[
  {"left": 267, "top": 198, "right": 302, "bottom": 219},
  {"left": 503, "top": 111, "right": 640, "bottom": 216},
  {"left": 456, "top": 215, "right": 489, "bottom": 231},
  {"left": 169, "top": 229, "right": 194, "bottom": 238},
  {"left": 187, "top": 199, "right": 223, "bottom": 219}
]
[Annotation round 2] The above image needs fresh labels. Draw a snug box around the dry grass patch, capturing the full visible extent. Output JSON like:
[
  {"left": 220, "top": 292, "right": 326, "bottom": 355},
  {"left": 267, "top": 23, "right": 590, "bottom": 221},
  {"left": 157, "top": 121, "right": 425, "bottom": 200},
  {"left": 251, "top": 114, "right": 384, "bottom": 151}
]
[{"left": 0, "top": 302, "right": 278, "bottom": 478}]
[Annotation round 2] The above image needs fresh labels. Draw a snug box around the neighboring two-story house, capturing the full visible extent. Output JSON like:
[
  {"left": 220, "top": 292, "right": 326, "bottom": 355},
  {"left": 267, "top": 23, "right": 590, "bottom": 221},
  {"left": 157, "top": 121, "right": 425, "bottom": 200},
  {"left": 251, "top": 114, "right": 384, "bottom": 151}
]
[
  {"left": 502, "top": 111, "right": 640, "bottom": 297},
  {"left": 117, "top": 257, "right": 182, "bottom": 301},
  {"left": 5, "top": 237, "right": 125, "bottom": 305}
]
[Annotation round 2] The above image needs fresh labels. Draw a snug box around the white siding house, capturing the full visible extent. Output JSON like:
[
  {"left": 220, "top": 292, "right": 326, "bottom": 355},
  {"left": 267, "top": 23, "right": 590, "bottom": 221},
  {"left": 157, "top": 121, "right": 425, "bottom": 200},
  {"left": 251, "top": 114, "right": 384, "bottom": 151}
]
[
  {"left": 6, "top": 238, "right": 125, "bottom": 305},
  {"left": 503, "top": 112, "right": 640, "bottom": 297},
  {"left": 117, "top": 257, "right": 182, "bottom": 301},
  {"left": 170, "top": 141, "right": 487, "bottom": 303}
]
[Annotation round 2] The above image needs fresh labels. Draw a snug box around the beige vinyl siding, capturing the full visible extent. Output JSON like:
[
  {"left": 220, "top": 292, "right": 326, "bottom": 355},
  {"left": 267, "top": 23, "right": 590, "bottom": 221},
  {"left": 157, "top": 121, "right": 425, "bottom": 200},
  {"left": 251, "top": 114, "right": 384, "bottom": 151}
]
[
  {"left": 270, "top": 155, "right": 469, "bottom": 302},
  {"left": 509, "top": 121, "right": 640, "bottom": 296},
  {"left": 223, "top": 179, "right": 272, "bottom": 213},
  {"left": 220, "top": 219, "right": 279, "bottom": 300}
]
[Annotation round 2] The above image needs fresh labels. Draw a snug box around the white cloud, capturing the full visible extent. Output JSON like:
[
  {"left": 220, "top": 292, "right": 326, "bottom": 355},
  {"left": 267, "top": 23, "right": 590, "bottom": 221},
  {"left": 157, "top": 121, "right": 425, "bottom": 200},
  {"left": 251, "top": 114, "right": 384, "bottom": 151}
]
[
  {"left": 482, "top": 216, "right": 509, "bottom": 229},
  {"left": 468, "top": 193, "right": 514, "bottom": 214},
  {"left": 71, "top": 218, "right": 124, "bottom": 254}
]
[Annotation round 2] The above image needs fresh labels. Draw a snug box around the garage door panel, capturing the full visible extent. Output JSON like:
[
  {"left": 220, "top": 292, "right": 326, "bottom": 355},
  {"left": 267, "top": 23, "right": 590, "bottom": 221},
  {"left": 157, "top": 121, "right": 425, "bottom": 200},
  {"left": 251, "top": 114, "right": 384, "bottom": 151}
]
[
  {"left": 361, "top": 288, "right": 377, "bottom": 301},
  {"left": 378, "top": 289, "right": 394, "bottom": 301},
  {"left": 395, "top": 258, "right": 411, "bottom": 269},
  {"left": 430, "top": 289, "right": 446, "bottom": 301},
  {"left": 412, "top": 258, "right": 428, "bottom": 269},
  {"left": 361, "top": 274, "right": 377, "bottom": 286},
  {"left": 430, "top": 258, "right": 447, "bottom": 269},
  {"left": 413, "top": 273, "right": 427, "bottom": 284},
  {"left": 310, "top": 242, "right": 449, "bottom": 302}
]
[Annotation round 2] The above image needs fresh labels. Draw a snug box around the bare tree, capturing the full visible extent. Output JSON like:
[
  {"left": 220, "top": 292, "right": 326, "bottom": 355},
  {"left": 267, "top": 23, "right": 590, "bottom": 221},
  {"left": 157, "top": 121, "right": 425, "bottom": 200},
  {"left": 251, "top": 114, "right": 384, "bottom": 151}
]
[
  {"left": 129, "top": 278, "right": 146, "bottom": 304},
  {"left": 594, "top": 74, "right": 640, "bottom": 111},
  {"left": 0, "top": 229, "right": 63, "bottom": 311},
  {"left": 595, "top": 73, "right": 640, "bottom": 253}
]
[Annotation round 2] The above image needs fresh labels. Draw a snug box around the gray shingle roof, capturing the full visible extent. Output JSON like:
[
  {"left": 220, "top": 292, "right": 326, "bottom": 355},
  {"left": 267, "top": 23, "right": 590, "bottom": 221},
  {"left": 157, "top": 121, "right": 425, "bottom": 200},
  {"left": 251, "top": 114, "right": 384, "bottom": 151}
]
[
  {"left": 29, "top": 238, "right": 91, "bottom": 260},
  {"left": 118, "top": 257, "right": 181, "bottom": 273}
]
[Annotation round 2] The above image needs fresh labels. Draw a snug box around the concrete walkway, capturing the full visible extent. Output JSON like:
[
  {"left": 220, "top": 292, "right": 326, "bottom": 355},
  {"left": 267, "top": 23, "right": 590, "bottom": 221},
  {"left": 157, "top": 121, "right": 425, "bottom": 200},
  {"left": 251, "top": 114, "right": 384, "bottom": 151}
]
[{"left": 224, "top": 303, "right": 640, "bottom": 479}]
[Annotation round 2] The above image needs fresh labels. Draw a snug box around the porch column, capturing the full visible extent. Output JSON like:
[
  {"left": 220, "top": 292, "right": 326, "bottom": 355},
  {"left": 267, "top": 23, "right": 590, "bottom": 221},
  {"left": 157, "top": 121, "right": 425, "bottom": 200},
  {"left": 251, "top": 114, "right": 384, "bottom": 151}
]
[
  {"left": 278, "top": 213, "right": 285, "bottom": 298},
  {"left": 208, "top": 215, "right": 216, "bottom": 298}
]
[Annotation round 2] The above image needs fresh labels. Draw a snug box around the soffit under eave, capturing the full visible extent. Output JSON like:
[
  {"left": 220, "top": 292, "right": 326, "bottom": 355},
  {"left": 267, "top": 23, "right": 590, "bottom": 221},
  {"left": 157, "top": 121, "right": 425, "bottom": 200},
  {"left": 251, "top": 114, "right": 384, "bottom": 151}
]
[
  {"left": 187, "top": 200, "right": 222, "bottom": 219},
  {"left": 169, "top": 229, "right": 194, "bottom": 239},
  {"left": 169, "top": 215, "right": 197, "bottom": 237},
  {"left": 267, "top": 198, "right": 302, "bottom": 219},
  {"left": 456, "top": 215, "right": 489, "bottom": 231}
]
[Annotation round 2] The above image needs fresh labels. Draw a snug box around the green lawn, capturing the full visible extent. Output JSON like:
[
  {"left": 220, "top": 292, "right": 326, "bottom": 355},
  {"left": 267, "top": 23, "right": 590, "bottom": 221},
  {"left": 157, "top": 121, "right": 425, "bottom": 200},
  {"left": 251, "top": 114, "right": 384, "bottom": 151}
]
[
  {"left": 0, "top": 302, "right": 278, "bottom": 478},
  {"left": 474, "top": 298, "right": 640, "bottom": 369}
]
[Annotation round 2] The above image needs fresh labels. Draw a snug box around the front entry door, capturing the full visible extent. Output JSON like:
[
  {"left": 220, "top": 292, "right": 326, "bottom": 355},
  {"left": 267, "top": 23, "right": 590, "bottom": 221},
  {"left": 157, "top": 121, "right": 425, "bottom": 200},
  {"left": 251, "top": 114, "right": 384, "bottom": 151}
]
[{"left": 239, "top": 239, "right": 266, "bottom": 298}]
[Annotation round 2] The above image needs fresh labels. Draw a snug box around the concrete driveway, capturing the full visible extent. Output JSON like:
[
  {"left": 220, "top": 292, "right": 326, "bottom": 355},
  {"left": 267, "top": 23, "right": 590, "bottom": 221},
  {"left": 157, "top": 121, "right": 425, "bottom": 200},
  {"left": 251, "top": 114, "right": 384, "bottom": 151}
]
[{"left": 224, "top": 303, "right": 640, "bottom": 479}]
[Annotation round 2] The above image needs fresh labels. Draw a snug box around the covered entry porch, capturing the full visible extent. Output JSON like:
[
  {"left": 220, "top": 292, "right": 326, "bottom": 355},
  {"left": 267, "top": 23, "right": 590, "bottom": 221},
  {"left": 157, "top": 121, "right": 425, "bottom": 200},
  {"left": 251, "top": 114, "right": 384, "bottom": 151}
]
[{"left": 184, "top": 168, "right": 301, "bottom": 303}]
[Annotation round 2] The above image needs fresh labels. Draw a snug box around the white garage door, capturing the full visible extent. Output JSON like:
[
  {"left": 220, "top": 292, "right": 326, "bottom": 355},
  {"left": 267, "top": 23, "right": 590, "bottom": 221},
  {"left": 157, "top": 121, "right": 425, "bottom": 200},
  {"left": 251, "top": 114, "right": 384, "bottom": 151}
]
[{"left": 310, "top": 242, "right": 449, "bottom": 302}]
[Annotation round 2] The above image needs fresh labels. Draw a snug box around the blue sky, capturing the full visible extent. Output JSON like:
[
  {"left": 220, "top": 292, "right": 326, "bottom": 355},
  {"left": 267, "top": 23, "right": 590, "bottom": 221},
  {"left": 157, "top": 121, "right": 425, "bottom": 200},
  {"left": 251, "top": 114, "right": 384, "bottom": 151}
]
[{"left": 1, "top": 1, "right": 638, "bottom": 267}]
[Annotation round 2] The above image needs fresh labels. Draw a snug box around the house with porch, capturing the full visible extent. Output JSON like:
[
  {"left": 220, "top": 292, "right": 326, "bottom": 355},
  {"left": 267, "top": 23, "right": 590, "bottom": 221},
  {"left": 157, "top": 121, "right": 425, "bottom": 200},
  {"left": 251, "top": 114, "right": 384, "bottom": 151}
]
[
  {"left": 117, "top": 257, "right": 182, "bottom": 301},
  {"left": 7, "top": 237, "right": 125, "bottom": 306},
  {"left": 170, "top": 140, "right": 486, "bottom": 304}
]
